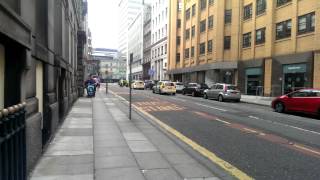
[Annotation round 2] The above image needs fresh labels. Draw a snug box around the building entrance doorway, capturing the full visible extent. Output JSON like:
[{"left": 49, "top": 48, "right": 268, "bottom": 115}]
[{"left": 283, "top": 64, "right": 307, "bottom": 94}]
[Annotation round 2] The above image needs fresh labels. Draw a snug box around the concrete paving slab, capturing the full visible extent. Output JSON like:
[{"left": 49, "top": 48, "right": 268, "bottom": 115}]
[
  {"left": 95, "top": 167, "right": 145, "bottom": 180},
  {"left": 123, "top": 132, "right": 148, "bottom": 141},
  {"left": 59, "top": 128, "right": 92, "bottom": 136},
  {"left": 134, "top": 152, "right": 171, "bottom": 169},
  {"left": 174, "top": 163, "right": 213, "bottom": 179},
  {"left": 93, "top": 138, "right": 127, "bottom": 148},
  {"left": 95, "top": 147, "right": 132, "bottom": 157},
  {"left": 32, "top": 162, "right": 93, "bottom": 176},
  {"left": 142, "top": 168, "right": 182, "bottom": 180},
  {"left": 163, "top": 153, "right": 197, "bottom": 165},
  {"left": 31, "top": 174, "right": 93, "bottom": 180},
  {"left": 127, "top": 140, "right": 157, "bottom": 152},
  {"left": 95, "top": 155, "right": 137, "bottom": 169}
]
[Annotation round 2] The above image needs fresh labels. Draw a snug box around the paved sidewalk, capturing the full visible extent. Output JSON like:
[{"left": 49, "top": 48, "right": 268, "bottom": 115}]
[
  {"left": 241, "top": 95, "right": 274, "bottom": 106},
  {"left": 30, "top": 91, "right": 221, "bottom": 180}
]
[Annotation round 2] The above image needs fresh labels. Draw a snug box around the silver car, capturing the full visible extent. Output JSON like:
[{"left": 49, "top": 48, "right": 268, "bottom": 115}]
[{"left": 203, "top": 83, "right": 241, "bottom": 102}]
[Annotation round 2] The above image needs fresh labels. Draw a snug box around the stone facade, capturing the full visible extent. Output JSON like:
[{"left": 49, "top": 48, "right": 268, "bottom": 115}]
[{"left": 0, "top": 0, "right": 88, "bottom": 175}]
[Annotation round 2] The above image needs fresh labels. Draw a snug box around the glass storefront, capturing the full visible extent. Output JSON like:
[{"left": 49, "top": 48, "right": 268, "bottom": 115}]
[
  {"left": 283, "top": 63, "right": 307, "bottom": 94},
  {"left": 245, "top": 68, "right": 262, "bottom": 95}
]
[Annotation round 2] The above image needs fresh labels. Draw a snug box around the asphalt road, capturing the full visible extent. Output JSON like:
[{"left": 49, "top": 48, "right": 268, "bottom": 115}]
[{"left": 108, "top": 84, "right": 320, "bottom": 180}]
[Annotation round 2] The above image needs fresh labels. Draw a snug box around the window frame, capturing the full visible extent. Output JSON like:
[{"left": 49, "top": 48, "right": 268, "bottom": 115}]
[
  {"left": 199, "top": 42, "right": 206, "bottom": 55},
  {"left": 298, "top": 12, "right": 315, "bottom": 35},
  {"left": 225, "top": 9, "right": 232, "bottom": 24},
  {"left": 277, "top": 0, "right": 292, "bottom": 7},
  {"left": 242, "top": 32, "right": 252, "bottom": 48},
  {"left": 256, "top": 0, "right": 266, "bottom": 15},
  {"left": 224, "top": 36, "right": 231, "bottom": 50},
  {"left": 200, "top": 19, "right": 206, "bottom": 33},
  {"left": 200, "top": 0, "right": 207, "bottom": 11},
  {"left": 209, "top": 0, "right": 214, "bottom": 6},
  {"left": 208, "top": 15, "right": 213, "bottom": 29},
  {"left": 186, "top": 8, "right": 191, "bottom": 20},
  {"left": 255, "top": 27, "right": 266, "bottom": 44},
  {"left": 207, "top": 40, "right": 213, "bottom": 53},
  {"left": 184, "top": 48, "right": 190, "bottom": 58},
  {"left": 177, "top": 19, "right": 181, "bottom": 28},
  {"left": 191, "top": 25, "right": 195, "bottom": 37},
  {"left": 276, "top": 19, "right": 292, "bottom": 40},
  {"left": 185, "top": 28, "right": 190, "bottom": 40},
  {"left": 243, "top": 4, "right": 253, "bottom": 20},
  {"left": 192, "top": 4, "right": 196, "bottom": 16},
  {"left": 191, "top": 46, "right": 195, "bottom": 57}
]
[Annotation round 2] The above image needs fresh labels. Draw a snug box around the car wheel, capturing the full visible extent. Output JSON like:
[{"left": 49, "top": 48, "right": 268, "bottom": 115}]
[
  {"left": 235, "top": 99, "right": 240, "bottom": 102},
  {"left": 218, "top": 95, "right": 224, "bottom": 102},
  {"left": 172, "top": 93, "right": 176, "bottom": 96},
  {"left": 182, "top": 91, "right": 185, "bottom": 95},
  {"left": 152, "top": 89, "right": 155, "bottom": 93},
  {"left": 275, "top": 102, "right": 285, "bottom": 113},
  {"left": 204, "top": 93, "right": 208, "bottom": 99},
  {"left": 192, "top": 91, "right": 195, "bottom": 97}
]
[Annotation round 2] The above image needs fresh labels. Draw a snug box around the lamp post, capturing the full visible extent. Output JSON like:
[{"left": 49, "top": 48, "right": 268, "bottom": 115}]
[{"left": 129, "top": 53, "right": 133, "bottom": 120}]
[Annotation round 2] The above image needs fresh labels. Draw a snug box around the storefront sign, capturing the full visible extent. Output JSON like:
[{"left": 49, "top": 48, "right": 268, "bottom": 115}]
[
  {"left": 245, "top": 68, "right": 262, "bottom": 76},
  {"left": 283, "top": 64, "right": 306, "bottom": 73}
]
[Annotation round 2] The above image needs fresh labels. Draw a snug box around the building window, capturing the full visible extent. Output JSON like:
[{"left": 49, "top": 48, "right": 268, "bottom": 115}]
[
  {"left": 225, "top": 10, "right": 232, "bottom": 24},
  {"left": 176, "top": 53, "right": 180, "bottom": 62},
  {"left": 277, "top": 0, "right": 292, "bottom": 7},
  {"left": 208, "top": 15, "right": 213, "bottom": 29},
  {"left": 243, "top": 4, "right": 252, "bottom": 20},
  {"left": 158, "top": 47, "right": 160, "bottom": 56},
  {"left": 200, "top": 43, "right": 206, "bottom": 55},
  {"left": 185, "top": 48, "right": 190, "bottom": 58},
  {"left": 255, "top": 28, "right": 266, "bottom": 44},
  {"left": 200, "top": 20, "right": 206, "bottom": 33},
  {"left": 191, "top": 26, "right": 195, "bottom": 37},
  {"left": 192, "top": 4, "right": 196, "bottom": 16},
  {"left": 243, "top": 32, "right": 251, "bottom": 48},
  {"left": 191, "top": 46, "right": 195, "bottom": 57},
  {"left": 200, "top": 0, "right": 207, "bottom": 11},
  {"left": 276, "top": 19, "right": 292, "bottom": 40},
  {"left": 165, "top": 44, "right": 167, "bottom": 54},
  {"left": 256, "top": 0, "right": 266, "bottom": 15},
  {"left": 161, "top": 46, "right": 163, "bottom": 55},
  {"left": 298, "top": 12, "right": 315, "bottom": 35},
  {"left": 186, "top": 8, "right": 191, "bottom": 20},
  {"left": 177, "top": 36, "right": 181, "bottom": 46},
  {"left": 224, "top": 36, "right": 231, "bottom": 50},
  {"left": 177, "top": 19, "right": 181, "bottom": 28},
  {"left": 209, "top": 0, "right": 214, "bottom": 5},
  {"left": 155, "top": 49, "right": 157, "bottom": 57},
  {"left": 185, "top": 29, "right": 190, "bottom": 40},
  {"left": 207, "top": 40, "right": 212, "bottom": 53}
]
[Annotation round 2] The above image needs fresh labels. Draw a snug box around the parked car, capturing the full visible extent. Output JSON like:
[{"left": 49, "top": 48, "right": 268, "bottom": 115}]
[
  {"left": 144, "top": 80, "right": 155, "bottom": 90},
  {"left": 131, "top": 80, "right": 144, "bottom": 90},
  {"left": 153, "top": 81, "right": 176, "bottom": 95},
  {"left": 175, "top": 82, "right": 184, "bottom": 93},
  {"left": 182, "top": 83, "right": 209, "bottom": 97},
  {"left": 272, "top": 89, "right": 320, "bottom": 116},
  {"left": 203, "top": 83, "right": 241, "bottom": 102}
]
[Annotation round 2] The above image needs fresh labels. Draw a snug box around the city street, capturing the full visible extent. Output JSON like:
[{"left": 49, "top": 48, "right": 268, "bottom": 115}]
[{"left": 109, "top": 84, "right": 320, "bottom": 180}]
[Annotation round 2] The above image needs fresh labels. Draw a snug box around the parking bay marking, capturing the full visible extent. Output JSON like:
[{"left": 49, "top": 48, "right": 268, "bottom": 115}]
[{"left": 196, "top": 103, "right": 228, "bottom": 112}]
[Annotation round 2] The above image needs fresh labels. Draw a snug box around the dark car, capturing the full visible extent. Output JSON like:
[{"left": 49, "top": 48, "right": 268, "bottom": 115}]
[
  {"left": 144, "top": 80, "right": 154, "bottom": 90},
  {"left": 182, "top": 83, "right": 209, "bottom": 97},
  {"left": 272, "top": 89, "right": 320, "bottom": 116}
]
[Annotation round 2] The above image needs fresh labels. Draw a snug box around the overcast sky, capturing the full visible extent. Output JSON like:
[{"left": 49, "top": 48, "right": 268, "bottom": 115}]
[{"left": 88, "top": 0, "right": 119, "bottom": 49}]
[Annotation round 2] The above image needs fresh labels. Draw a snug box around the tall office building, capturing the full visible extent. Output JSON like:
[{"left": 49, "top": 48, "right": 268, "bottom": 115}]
[
  {"left": 151, "top": 0, "right": 169, "bottom": 80},
  {"left": 168, "top": 0, "right": 320, "bottom": 96},
  {"left": 118, "top": 0, "right": 152, "bottom": 80}
]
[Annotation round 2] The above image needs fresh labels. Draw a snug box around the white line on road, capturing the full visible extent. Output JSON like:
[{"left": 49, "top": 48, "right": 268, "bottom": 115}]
[
  {"left": 170, "top": 97, "right": 186, "bottom": 102},
  {"left": 195, "top": 103, "right": 227, "bottom": 112},
  {"left": 286, "top": 125, "right": 320, "bottom": 136},
  {"left": 248, "top": 116, "right": 260, "bottom": 120},
  {"left": 215, "top": 118, "right": 231, "bottom": 124}
]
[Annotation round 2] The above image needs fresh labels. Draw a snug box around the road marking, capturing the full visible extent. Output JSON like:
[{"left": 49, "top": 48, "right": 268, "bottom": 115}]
[
  {"left": 133, "top": 105, "right": 253, "bottom": 180},
  {"left": 215, "top": 118, "right": 231, "bottom": 125},
  {"left": 286, "top": 125, "right": 320, "bottom": 136},
  {"left": 243, "top": 128, "right": 258, "bottom": 133},
  {"left": 293, "top": 144, "right": 320, "bottom": 156},
  {"left": 110, "top": 90, "right": 252, "bottom": 179},
  {"left": 248, "top": 116, "right": 260, "bottom": 120},
  {"left": 195, "top": 103, "right": 227, "bottom": 112},
  {"left": 170, "top": 97, "right": 186, "bottom": 102}
]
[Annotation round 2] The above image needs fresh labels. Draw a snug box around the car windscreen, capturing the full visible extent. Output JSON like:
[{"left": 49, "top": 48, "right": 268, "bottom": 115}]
[
  {"left": 227, "top": 85, "right": 237, "bottom": 90},
  {"left": 165, "top": 82, "right": 174, "bottom": 86}
]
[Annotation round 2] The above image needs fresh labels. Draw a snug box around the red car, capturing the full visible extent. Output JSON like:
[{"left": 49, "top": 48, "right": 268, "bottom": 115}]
[{"left": 272, "top": 89, "right": 320, "bottom": 116}]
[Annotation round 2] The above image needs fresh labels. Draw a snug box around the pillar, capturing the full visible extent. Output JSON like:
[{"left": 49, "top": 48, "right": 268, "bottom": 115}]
[
  {"left": 264, "top": 58, "right": 272, "bottom": 96},
  {"left": 0, "top": 44, "right": 4, "bottom": 109},
  {"left": 314, "top": 52, "right": 320, "bottom": 88}
]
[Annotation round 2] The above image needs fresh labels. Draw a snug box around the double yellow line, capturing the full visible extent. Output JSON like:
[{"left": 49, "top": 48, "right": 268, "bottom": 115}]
[{"left": 109, "top": 90, "right": 253, "bottom": 180}]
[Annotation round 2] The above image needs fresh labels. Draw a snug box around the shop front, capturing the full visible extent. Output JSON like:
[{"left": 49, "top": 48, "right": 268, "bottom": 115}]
[
  {"left": 282, "top": 63, "right": 307, "bottom": 94},
  {"left": 245, "top": 67, "right": 263, "bottom": 95}
]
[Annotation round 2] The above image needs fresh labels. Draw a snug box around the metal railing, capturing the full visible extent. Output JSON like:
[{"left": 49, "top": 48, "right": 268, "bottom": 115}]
[{"left": 0, "top": 102, "right": 27, "bottom": 180}]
